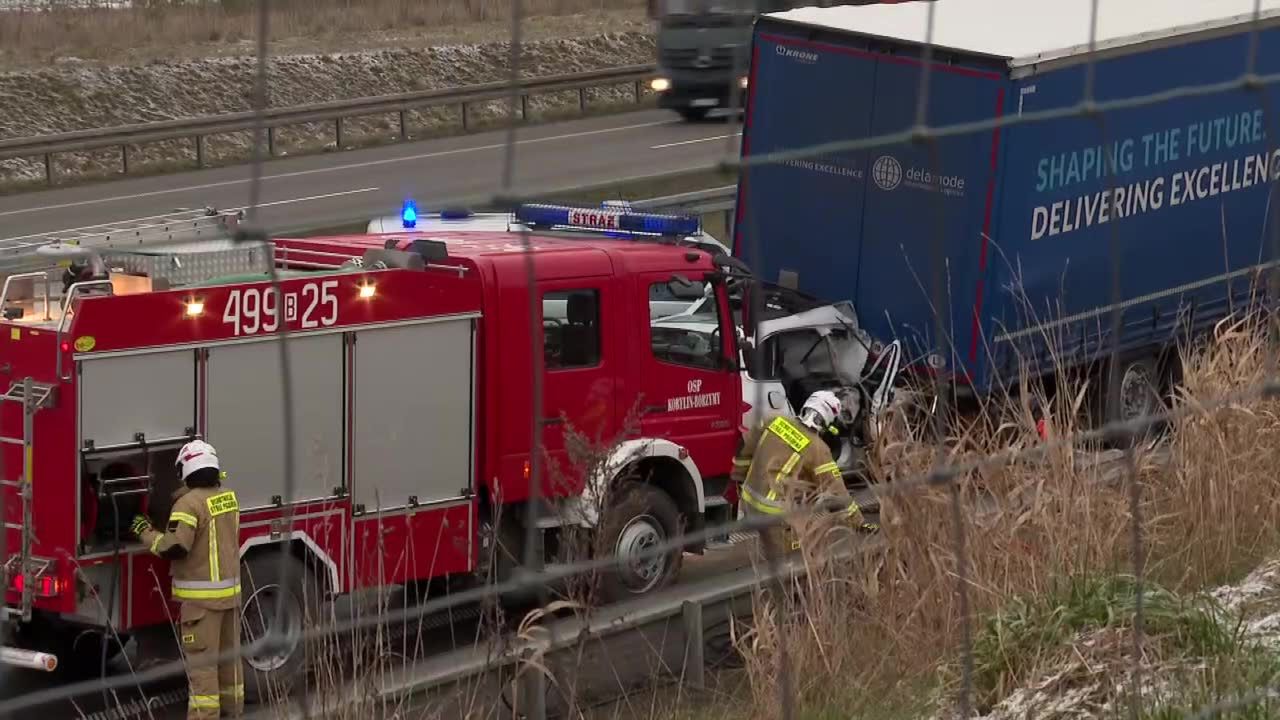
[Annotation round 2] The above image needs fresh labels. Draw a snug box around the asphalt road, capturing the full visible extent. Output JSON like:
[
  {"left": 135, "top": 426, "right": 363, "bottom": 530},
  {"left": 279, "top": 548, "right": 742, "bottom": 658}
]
[{"left": 0, "top": 110, "right": 743, "bottom": 241}]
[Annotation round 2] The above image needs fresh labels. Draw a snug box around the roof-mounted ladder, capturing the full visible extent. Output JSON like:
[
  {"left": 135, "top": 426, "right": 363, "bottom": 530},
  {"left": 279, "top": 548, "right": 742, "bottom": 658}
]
[{"left": 0, "top": 207, "right": 244, "bottom": 279}]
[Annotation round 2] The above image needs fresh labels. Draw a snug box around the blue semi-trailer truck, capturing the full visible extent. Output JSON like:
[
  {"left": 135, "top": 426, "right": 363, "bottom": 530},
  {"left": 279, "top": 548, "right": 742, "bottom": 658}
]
[{"left": 733, "top": 0, "right": 1280, "bottom": 426}]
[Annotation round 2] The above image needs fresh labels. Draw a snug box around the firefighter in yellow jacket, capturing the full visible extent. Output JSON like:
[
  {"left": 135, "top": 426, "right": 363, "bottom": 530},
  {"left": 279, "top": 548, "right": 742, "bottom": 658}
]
[
  {"left": 131, "top": 440, "right": 242, "bottom": 720},
  {"left": 733, "top": 390, "right": 877, "bottom": 559}
]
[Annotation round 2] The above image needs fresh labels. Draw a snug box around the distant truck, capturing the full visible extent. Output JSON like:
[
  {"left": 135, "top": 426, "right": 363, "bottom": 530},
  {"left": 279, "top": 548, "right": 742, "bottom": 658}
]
[
  {"left": 734, "top": 0, "right": 1280, "bottom": 428},
  {"left": 648, "top": 0, "right": 758, "bottom": 121},
  {"left": 648, "top": 0, "right": 908, "bottom": 121}
]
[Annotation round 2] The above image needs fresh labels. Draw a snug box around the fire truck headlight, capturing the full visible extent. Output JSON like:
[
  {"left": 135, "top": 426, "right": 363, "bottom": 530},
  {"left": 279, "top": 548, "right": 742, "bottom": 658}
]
[
  {"left": 650, "top": 77, "right": 671, "bottom": 92},
  {"left": 739, "top": 76, "right": 749, "bottom": 89},
  {"left": 359, "top": 283, "right": 376, "bottom": 299},
  {"left": 185, "top": 301, "right": 205, "bottom": 317}
]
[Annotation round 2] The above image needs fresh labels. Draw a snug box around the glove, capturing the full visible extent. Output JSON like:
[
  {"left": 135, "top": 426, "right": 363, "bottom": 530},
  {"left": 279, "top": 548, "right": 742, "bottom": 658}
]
[
  {"left": 857, "top": 521, "right": 880, "bottom": 533},
  {"left": 130, "top": 515, "right": 153, "bottom": 539}
]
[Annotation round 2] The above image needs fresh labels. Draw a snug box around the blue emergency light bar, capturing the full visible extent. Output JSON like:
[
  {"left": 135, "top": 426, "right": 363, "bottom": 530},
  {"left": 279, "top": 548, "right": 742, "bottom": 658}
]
[
  {"left": 514, "top": 203, "right": 701, "bottom": 237},
  {"left": 401, "top": 200, "right": 418, "bottom": 229}
]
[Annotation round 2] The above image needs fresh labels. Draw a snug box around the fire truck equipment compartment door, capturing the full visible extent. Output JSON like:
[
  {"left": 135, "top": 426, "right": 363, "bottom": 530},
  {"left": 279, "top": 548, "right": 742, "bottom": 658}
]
[
  {"left": 352, "top": 318, "right": 475, "bottom": 511},
  {"left": 205, "top": 333, "right": 344, "bottom": 509},
  {"left": 80, "top": 350, "right": 196, "bottom": 449}
]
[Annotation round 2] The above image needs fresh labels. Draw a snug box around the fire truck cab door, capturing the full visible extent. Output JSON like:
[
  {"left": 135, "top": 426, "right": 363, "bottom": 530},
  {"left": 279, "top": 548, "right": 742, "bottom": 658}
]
[
  {"left": 634, "top": 271, "right": 738, "bottom": 477},
  {"left": 539, "top": 279, "right": 619, "bottom": 487}
]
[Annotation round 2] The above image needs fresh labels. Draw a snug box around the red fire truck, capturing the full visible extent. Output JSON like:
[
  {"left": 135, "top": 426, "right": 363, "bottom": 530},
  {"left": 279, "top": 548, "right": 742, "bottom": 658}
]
[{"left": 0, "top": 203, "right": 743, "bottom": 697}]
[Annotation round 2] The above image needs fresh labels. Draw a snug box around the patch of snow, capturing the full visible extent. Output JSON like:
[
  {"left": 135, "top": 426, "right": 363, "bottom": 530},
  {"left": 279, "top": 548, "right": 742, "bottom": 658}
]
[
  {"left": 1211, "top": 557, "right": 1280, "bottom": 653},
  {"left": 939, "top": 559, "right": 1280, "bottom": 720},
  {"left": 1212, "top": 557, "right": 1280, "bottom": 611}
]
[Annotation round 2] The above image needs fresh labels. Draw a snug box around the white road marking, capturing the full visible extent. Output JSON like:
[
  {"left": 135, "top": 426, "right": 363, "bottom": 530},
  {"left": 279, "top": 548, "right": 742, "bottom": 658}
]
[
  {"left": 232, "top": 186, "right": 379, "bottom": 212},
  {"left": 0, "top": 118, "right": 676, "bottom": 219},
  {"left": 651, "top": 133, "right": 741, "bottom": 150},
  {"left": 2, "top": 187, "right": 378, "bottom": 242}
]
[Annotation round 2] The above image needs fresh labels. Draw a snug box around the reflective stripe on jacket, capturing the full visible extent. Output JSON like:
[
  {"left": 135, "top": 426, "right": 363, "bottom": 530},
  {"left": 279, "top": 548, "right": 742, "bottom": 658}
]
[
  {"left": 143, "top": 486, "right": 241, "bottom": 610},
  {"left": 734, "top": 416, "right": 859, "bottom": 521}
]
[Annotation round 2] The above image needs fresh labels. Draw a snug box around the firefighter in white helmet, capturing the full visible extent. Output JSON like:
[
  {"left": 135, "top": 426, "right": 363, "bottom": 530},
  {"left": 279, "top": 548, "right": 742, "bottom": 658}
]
[
  {"left": 131, "top": 440, "right": 242, "bottom": 719},
  {"left": 732, "top": 390, "right": 876, "bottom": 558}
]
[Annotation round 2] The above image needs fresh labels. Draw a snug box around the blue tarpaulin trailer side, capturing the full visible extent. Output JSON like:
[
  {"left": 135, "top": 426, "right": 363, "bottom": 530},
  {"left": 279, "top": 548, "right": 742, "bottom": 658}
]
[{"left": 734, "top": 0, "right": 1280, "bottom": 406}]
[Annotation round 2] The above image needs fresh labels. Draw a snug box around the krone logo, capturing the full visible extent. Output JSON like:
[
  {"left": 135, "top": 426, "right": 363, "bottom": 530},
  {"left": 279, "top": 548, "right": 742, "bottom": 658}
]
[
  {"left": 775, "top": 45, "right": 819, "bottom": 63},
  {"left": 872, "top": 155, "right": 903, "bottom": 191}
]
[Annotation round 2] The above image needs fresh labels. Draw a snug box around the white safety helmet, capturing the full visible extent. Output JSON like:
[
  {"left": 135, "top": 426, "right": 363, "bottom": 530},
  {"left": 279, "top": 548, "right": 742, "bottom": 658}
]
[
  {"left": 799, "top": 390, "right": 842, "bottom": 432},
  {"left": 176, "top": 440, "right": 220, "bottom": 481}
]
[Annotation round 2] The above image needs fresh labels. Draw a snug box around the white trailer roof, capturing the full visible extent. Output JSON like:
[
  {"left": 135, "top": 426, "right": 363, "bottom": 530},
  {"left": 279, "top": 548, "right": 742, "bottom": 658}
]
[{"left": 766, "top": 0, "right": 1280, "bottom": 68}]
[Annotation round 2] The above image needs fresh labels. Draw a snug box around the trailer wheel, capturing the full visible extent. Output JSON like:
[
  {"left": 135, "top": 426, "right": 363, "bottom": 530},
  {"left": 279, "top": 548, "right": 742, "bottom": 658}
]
[
  {"left": 1099, "top": 355, "right": 1164, "bottom": 447},
  {"left": 240, "top": 553, "right": 320, "bottom": 703},
  {"left": 595, "top": 482, "right": 683, "bottom": 604}
]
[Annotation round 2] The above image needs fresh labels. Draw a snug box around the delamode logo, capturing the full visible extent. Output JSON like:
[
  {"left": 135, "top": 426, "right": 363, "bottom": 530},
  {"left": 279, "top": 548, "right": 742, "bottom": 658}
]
[
  {"left": 776, "top": 44, "right": 818, "bottom": 64},
  {"left": 872, "top": 154, "right": 967, "bottom": 198},
  {"left": 872, "top": 156, "right": 903, "bottom": 191}
]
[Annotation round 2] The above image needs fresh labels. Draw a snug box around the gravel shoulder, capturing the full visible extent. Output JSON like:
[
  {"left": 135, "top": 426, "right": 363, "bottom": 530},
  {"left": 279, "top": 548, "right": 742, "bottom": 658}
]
[
  {"left": 0, "top": 9, "right": 657, "bottom": 186},
  {"left": 0, "top": 6, "right": 651, "bottom": 70}
]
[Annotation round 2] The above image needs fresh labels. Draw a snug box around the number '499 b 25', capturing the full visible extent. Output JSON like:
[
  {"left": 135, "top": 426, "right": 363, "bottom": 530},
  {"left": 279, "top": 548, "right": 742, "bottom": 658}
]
[{"left": 221, "top": 280, "right": 338, "bottom": 336}]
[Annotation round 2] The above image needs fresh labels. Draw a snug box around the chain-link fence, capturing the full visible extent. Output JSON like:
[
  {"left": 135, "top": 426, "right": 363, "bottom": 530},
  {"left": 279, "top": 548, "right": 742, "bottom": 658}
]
[{"left": 5, "top": 1, "right": 1280, "bottom": 719}]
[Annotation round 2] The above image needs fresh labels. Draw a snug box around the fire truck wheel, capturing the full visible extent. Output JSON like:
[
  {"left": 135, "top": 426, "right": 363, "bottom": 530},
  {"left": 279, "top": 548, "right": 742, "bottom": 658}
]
[
  {"left": 595, "top": 482, "right": 683, "bottom": 604},
  {"left": 240, "top": 553, "right": 320, "bottom": 703}
]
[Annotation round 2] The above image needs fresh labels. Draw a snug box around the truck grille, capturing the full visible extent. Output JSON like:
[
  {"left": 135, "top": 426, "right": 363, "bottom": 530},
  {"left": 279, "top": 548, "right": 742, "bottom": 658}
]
[{"left": 661, "top": 47, "right": 741, "bottom": 70}]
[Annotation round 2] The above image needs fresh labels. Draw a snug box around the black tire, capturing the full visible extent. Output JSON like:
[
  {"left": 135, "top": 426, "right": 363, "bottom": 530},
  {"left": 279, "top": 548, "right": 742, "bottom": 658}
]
[
  {"left": 595, "top": 483, "right": 684, "bottom": 604},
  {"left": 1098, "top": 354, "right": 1164, "bottom": 447},
  {"left": 677, "top": 107, "right": 711, "bottom": 122},
  {"left": 240, "top": 552, "right": 321, "bottom": 704}
]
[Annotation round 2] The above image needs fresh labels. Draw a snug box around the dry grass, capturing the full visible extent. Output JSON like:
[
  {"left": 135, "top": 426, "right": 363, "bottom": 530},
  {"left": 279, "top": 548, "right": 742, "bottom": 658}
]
[
  {"left": 719, "top": 309, "right": 1280, "bottom": 719},
  {"left": 0, "top": 0, "right": 647, "bottom": 66}
]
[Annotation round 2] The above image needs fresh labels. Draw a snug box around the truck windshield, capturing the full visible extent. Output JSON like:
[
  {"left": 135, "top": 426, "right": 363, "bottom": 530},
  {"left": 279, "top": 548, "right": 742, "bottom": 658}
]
[{"left": 758, "top": 325, "right": 869, "bottom": 386}]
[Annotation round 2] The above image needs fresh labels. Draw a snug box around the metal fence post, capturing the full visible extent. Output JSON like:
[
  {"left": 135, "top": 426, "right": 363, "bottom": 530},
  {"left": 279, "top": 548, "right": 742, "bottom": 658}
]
[
  {"left": 518, "top": 647, "right": 547, "bottom": 720},
  {"left": 43, "top": 154, "right": 53, "bottom": 186},
  {"left": 398, "top": 110, "right": 408, "bottom": 140},
  {"left": 267, "top": 126, "right": 276, "bottom": 157},
  {"left": 681, "top": 600, "right": 705, "bottom": 690},
  {"left": 521, "top": 94, "right": 529, "bottom": 122},
  {"left": 634, "top": 79, "right": 642, "bottom": 103},
  {"left": 461, "top": 102, "right": 469, "bottom": 131},
  {"left": 194, "top": 135, "right": 205, "bottom": 169},
  {"left": 334, "top": 118, "right": 343, "bottom": 151},
  {"left": 120, "top": 145, "right": 129, "bottom": 175},
  {"left": 578, "top": 87, "right": 588, "bottom": 112}
]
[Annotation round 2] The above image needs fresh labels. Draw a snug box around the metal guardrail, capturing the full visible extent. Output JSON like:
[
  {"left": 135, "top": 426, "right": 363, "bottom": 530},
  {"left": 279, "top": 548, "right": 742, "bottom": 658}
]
[
  {"left": 632, "top": 185, "right": 738, "bottom": 239},
  {"left": 263, "top": 534, "right": 884, "bottom": 720},
  {"left": 0, "top": 64, "right": 658, "bottom": 186},
  {"left": 631, "top": 185, "right": 737, "bottom": 214}
]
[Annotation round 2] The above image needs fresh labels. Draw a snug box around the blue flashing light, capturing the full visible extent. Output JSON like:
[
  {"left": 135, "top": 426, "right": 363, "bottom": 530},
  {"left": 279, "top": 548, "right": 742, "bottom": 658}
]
[
  {"left": 513, "top": 203, "right": 700, "bottom": 238},
  {"left": 401, "top": 200, "right": 419, "bottom": 229}
]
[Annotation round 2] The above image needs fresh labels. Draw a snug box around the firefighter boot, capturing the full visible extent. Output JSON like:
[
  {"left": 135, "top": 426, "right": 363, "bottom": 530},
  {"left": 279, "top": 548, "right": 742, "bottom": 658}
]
[
  {"left": 180, "top": 604, "right": 225, "bottom": 720},
  {"left": 218, "top": 606, "right": 244, "bottom": 717}
]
